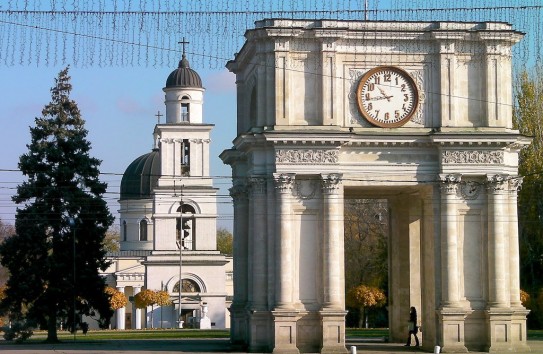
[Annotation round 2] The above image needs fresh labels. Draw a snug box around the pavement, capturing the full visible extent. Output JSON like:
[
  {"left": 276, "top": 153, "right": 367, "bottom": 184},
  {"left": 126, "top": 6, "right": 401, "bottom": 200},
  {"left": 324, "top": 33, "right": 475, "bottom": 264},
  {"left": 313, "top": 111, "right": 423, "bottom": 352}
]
[{"left": 0, "top": 338, "right": 542, "bottom": 354}]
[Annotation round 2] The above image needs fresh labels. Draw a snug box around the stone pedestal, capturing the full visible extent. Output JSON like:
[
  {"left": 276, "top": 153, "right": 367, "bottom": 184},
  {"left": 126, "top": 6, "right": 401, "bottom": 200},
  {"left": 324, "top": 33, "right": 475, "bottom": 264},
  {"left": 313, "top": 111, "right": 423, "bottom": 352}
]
[
  {"left": 319, "top": 310, "right": 348, "bottom": 354},
  {"left": 438, "top": 308, "right": 468, "bottom": 353},
  {"left": 272, "top": 310, "right": 301, "bottom": 354},
  {"left": 486, "top": 308, "right": 531, "bottom": 353}
]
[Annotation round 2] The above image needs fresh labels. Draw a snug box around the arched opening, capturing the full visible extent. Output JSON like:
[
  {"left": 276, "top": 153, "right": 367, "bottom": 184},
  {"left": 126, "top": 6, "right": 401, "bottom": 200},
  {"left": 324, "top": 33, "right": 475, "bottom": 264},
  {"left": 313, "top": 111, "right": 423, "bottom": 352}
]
[
  {"left": 181, "top": 95, "right": 190, "bottom": 122},
  {"left": 176, "top": 204, "right": 196, "bottom": 250},
  {"left": 139, "top": 219, "right": 148, "bottom": 241},
  {"left": 122, "top": 220, "right": 127, "bottom": 241},
  {"left": 173, "top": 279, "right": 201, "bottom": 293}
]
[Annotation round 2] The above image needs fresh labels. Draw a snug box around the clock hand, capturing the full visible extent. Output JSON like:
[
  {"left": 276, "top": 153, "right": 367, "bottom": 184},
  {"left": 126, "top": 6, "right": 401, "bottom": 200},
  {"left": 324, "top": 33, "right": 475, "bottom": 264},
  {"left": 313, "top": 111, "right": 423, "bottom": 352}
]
[{"left": 378, "top": 86, "right": 393, "bottom": 101}]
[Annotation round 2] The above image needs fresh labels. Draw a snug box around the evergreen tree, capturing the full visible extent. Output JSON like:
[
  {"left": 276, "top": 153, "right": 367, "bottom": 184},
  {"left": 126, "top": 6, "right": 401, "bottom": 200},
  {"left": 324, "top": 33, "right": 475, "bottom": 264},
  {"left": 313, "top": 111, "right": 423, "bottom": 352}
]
[{"left": 0, "top": 67, "right": 114, "bottom": 342}]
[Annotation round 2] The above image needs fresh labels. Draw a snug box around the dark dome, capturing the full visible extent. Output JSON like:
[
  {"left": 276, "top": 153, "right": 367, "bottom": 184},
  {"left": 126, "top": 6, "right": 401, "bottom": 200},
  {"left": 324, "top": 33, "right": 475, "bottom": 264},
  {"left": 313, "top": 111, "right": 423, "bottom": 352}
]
[
  {"left": 165, "top": 54, "right": 203, "bottom": 88},
  {"left": 120, "top": 150, "right": 160, "bottom": 200}
]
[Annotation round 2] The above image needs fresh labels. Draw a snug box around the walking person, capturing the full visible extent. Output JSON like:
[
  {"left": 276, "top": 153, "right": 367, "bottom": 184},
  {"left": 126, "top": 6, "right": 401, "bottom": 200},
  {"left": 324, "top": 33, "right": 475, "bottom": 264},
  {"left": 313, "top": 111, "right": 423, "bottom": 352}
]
[{"left": 405, "top": 306, "right": 420, "bottom": 347}]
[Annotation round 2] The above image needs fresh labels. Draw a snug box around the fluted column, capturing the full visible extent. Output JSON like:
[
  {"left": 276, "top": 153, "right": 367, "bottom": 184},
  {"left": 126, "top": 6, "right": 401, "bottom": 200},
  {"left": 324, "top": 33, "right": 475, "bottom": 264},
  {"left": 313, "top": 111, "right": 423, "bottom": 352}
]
[
  {"left": 116, "top": 286, "right": 126, "bottom": 329},
  {"left": 440, "top": 174, "right": 461, "bottom": 307},
  {"left": 274, "top": 173, "right": 296, "bottom": 309},
  {"left": 134, "top": 286, "right": 142, "bottom": 329},
  {"left": 229, "top": 183, "right": 249, "bottom": 345},
  {"left": 249, "top": 177, "right": 268, "bottom": 309},
  {"left": 487, "top": 174, "right": 509, "bottom": 308},
  {"left": 321, "top": 173, "right": 343, "bottom": 309},
  {"left": 508, "top": 178, "right": 523, "bottom": 307}
]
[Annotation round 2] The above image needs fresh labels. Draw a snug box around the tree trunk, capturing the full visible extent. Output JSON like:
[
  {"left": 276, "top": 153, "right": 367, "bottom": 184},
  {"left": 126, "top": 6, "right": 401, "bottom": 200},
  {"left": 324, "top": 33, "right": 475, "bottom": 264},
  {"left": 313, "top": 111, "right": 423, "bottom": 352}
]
[
  {"left": 45, "top": 312, "right": 59, "bottom": 343},
  {"left": 358, "top": 307, "right": 365, "bottom": 328}
]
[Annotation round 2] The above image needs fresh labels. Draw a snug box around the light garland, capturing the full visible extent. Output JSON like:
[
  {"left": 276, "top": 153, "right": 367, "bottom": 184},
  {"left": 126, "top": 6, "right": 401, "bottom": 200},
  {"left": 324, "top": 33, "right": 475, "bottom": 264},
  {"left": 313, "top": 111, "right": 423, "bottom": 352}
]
[{"left": 0, "top": 0, "right": 541, "bottom": 70}]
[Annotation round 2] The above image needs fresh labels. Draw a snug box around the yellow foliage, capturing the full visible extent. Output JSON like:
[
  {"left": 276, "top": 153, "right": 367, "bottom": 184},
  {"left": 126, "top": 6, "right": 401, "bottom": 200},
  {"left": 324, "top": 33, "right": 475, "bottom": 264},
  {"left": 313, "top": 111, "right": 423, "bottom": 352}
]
[
  {"left": 520, "top": 289, "right": 530, "bottom": 307},
  {"left": 0, "top": 285, "right": 6, "bottom": 301},
  {"left": 105, "top": 286, "right": 128, "bottom": 310},
  {"left": 155, "top": 290, "right": 172, "bottom": 306},
  {"left": 134, "top": 289, "right": 158, "bottom": 309},
  {"left": 347, "top": 284, "right": 386, "bottom": 309}
]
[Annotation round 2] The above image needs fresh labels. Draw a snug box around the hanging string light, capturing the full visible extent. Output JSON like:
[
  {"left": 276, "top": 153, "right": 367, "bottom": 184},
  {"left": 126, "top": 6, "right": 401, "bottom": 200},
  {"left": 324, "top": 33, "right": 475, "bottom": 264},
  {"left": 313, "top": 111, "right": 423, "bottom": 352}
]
[{"left": 0, "top": 0, "right": 541, "bottom": 70}]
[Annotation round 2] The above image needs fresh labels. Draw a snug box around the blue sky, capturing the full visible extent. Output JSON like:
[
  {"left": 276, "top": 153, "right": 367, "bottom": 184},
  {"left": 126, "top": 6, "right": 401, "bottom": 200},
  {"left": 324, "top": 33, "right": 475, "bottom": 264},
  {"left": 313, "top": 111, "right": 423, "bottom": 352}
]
[{"left": 0, "top": 64, "right": 238, "bottom": 230}]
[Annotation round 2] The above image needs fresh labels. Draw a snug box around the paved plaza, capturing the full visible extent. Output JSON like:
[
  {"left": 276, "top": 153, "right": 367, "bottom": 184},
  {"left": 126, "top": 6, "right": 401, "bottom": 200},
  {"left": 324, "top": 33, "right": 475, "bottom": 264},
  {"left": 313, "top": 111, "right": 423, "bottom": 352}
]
[{"left": 1, "top": 338, "right": 542, "bottom": 354}]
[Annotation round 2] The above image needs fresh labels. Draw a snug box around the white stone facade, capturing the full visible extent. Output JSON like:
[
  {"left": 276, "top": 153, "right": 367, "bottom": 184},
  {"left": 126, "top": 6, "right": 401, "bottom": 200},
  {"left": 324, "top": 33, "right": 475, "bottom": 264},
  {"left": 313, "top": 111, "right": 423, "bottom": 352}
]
[
  {"left": 221, "top": 20, "right": 530, "bottom": 353},
  {"left": 99, "top": 53, "right": 230, "bottom": 331}
]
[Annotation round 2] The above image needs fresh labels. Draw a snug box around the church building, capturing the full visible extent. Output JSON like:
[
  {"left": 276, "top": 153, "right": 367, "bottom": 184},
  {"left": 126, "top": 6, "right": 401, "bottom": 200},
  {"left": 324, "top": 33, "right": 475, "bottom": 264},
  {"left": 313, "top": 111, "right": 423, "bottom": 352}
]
[{"left": 100, "top": 48, "right": 230, "bottom": 330}]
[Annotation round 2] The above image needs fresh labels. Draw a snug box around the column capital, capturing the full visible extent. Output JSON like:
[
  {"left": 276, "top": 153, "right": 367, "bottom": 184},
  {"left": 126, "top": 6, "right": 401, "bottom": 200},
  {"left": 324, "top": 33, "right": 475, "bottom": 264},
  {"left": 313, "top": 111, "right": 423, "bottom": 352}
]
[
  {"left": 486, "top": 174, "right": 508, "bottom": 193},
  {"left": 440, "top": 173, "right": 461, "bottom": 194},
  {"left": 274, "top": 173, "right": 296, "bottom": 193},
  {"left": 321, "top": 173, "right": 343, "bottom": 194},
  {"left": 509, "top": 177, "right": 523, "bottom": 193},
  {"left": 248, "top": 176, "right": 267, "bottom": 195},
  {"left": 229, "top": 183, "right": 248, "bottom": 201}
]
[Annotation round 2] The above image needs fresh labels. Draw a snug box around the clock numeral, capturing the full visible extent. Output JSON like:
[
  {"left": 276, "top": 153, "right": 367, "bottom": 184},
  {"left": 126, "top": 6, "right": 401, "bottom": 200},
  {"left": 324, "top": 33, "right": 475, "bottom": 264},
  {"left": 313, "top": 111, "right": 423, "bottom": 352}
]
[
  {"left": 384, "top": 112, "right": 390, "bottom": 120},
  {"left": 401, "top": 84, "right": 406, "bottom": 92},
  {"left": 365, "top": 93, "right": 371, "bottom": 100},
  {"left": 367, "top": 103, "right": 373, "bottom": 110},
  {"left": 374, "top": 110, "right": 380, "bottom": 118},
  {"left": 395, "top": 110, "right": 400, "bottom": 119},
  {"left": 368, "top": 83, "right": 375, "bottom": 91},
  {"left": 404, "top": 94, "right": 409, "bottom": 102},
  {"left": 402, "top": 104, "right": 407, "bottom": 112},
  {"left": 374, "top": 76, "right": 380, "bottom": 84},
  {"left": 395, "top": 77, "right": 399, "bottom": 85},
  {"left": 384, "top": 73, "right": 391, "bottom": 82}
]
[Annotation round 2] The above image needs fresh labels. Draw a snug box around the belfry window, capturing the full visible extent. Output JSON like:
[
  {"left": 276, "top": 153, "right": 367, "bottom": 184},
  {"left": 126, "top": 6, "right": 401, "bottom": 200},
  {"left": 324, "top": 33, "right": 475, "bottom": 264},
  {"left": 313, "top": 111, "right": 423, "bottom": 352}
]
[
  {"left": 122, "top": 220, "right": 127, "bottom": 241},
  {"left": 139, "top": 219, "right": 148, "bottom": 241},
  {"left": 176, "top": 204, "right": 196, "bottom": 250},
  {"left": 180, "top": 139, "right": 190, "bottom": 176},
  {"left": 173, "top": 279, "right": 200, "bottom": 293},
  {"left": 181, "top": 95, "right": 190, "bottom": 122}
]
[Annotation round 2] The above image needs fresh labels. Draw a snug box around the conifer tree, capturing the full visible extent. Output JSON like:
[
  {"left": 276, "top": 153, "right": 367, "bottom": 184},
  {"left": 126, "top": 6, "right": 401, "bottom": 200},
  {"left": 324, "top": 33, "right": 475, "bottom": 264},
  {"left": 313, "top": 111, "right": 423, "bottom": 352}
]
[{"left": 0, "top": 67, "right": 114, "bottom": 342}]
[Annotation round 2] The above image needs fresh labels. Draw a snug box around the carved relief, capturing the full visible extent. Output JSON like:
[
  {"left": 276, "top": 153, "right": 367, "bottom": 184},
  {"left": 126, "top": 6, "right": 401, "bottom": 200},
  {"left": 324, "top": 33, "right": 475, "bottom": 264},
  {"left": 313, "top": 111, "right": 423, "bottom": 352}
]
[
  {"left": 440, "top": 174, "right": 461, "bottom": 194},
  {"left": 441, "top": 150, "right": 504, "bottom": 164},
  {"left": 274, "top": 173, "right": 296, "bottom": 193},
  {"left": 321, "top": 173, "right": 343, "bottom": 194},
  {"left": 295, "top": 179, "right": 318, "bottom": 200},
  {"left": 275, "top": 149, "right": 338, "bottom": 164},
  {"left": 486, "top": 174, "right": 508, "bottom": 193},
  {"left": 509, "top": 177, "right": 523, "bottom": 193}
]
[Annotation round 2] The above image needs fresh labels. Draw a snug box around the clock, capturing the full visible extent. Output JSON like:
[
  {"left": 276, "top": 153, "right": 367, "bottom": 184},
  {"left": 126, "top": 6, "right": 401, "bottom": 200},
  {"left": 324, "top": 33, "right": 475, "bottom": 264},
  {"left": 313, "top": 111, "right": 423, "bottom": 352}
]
[{"left": 356, "top": 66, "right": 419, "bottom": 128}]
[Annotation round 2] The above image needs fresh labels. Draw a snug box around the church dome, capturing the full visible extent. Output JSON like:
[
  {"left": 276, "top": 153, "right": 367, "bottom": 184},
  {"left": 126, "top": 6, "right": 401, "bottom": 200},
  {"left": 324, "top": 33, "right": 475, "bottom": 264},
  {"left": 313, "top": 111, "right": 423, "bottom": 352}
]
[
  {"left": 165, "top": 54, "right": 203, "bottom": 88},
  {"left": 120, "top": 150, "right": 160, "bottom": 200}
]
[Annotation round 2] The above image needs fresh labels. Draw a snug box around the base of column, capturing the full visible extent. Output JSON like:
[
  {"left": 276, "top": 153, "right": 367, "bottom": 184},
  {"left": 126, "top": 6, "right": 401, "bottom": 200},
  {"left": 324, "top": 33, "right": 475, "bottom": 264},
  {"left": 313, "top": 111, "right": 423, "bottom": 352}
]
[
  {"left": 485, "top": 307, "right": 531, "bottom": 353},
  {"left": 319, "top": 310, "right": 348, "bottom": 354},
  {"left": 229, "top": 304, "right": 249, "bottom": 350},
  {"left": 272, "top": 309, "right": 300, "bottom": 354},
  {"left": 248, "top": 311, "right": 273, "bottom": 353},
  {"left": 438, "top": 307, "right": 468, "bottom": 353}
]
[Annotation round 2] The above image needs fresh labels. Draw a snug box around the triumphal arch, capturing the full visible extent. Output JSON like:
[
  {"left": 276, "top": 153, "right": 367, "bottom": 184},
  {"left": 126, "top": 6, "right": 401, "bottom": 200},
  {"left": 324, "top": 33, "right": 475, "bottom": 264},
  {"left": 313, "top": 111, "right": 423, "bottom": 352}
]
[{"left": 220, "top": 19, "right": 530, "bottom": 353}]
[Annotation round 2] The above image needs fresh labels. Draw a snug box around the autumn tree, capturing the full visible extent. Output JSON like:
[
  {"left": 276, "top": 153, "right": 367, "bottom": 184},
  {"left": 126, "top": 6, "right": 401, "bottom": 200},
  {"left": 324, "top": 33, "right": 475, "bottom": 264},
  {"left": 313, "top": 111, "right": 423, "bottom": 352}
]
[
  {"left": 155, "top": 290, "right": 172, "bottom": 328},
  {"left": 0, "top": 68, "right": 114, "bottom": 342},
  {"left": 514, "top": 69, "right": 543, "bottom": 328},
  {"left": 135, "top": 289, "right": 158, "bottom": 328},
  {"left": 105, "top": 286, "right": 128, "bottom": 311},
  {"left": 346, "top": 284, "right": 387, "bottom": 328},
  {"left": 102, "top": 227, "right": 120, "bottom": 253},
  {"left": 217, "top": 228, "right": 233, "bottom": 256}
]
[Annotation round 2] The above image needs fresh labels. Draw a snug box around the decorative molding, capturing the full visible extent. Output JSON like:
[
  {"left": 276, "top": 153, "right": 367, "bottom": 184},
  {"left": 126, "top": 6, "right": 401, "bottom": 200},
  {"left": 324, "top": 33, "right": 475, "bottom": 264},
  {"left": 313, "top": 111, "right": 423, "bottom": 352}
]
[
  {"left": 249, "top": 177, "right": 267, "bottom": 195},
  {"left": 442, "top": 150, "right": 504, "bottom": 164},
  {"left": 460, "top": 180, "right": 481, "bottom": 200},
  {"left": 440, "top": 173, "right": 461, "bottom": 194},
  {"left": 161, "top": 138, "right": 175, "bottom": 144},
  {"left": 321, "top": 173, "right": 343, "bottom": 194},
  {"left": 486, "top": 174, "right": 508, "bottom": 193},
  {"left": 274, "top": 173, "right": 296, "bottom": 193},
  {"left": 229, "top": 184, "right": 248, "bottom": 200},
  {"left": 275, "top": 149, "right": 338, "bottom": 164},
  {"left": 295, "top": 179, "right": 318, "bottom": 200}
]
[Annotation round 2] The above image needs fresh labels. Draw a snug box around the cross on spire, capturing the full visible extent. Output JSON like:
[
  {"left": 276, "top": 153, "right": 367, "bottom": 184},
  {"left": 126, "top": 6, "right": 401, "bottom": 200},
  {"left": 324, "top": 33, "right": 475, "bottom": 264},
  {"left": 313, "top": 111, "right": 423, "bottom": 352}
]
[
  {"left": 155, "top": 110, "right": 163, "bottom": 124},
  {"left": 178, "top": 37, "right": 189, "bottom": 56}
]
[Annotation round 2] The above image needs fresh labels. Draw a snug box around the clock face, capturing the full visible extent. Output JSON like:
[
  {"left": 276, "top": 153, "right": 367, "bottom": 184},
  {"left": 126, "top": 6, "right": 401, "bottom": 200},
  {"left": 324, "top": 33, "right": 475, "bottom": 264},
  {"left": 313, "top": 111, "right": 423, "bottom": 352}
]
[{"left": 356, "top": 66, "right": 419, "bottom": 128}]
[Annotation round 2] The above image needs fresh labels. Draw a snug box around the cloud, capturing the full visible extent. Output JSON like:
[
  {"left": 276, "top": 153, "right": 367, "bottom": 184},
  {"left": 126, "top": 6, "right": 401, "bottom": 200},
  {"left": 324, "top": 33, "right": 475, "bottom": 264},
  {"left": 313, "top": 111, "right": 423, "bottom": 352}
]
[
  {"left": 204, "top": 69, "right": 236, "bottom": 94},
  {"left": 116, "top": 96, "right": 147, "bottom": 115}
]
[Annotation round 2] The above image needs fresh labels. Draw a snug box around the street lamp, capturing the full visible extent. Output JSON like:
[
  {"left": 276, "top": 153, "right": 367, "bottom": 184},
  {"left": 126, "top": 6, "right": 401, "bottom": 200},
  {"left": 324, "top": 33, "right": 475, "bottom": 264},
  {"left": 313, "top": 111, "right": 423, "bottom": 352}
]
[{"left": 67, "top": 217, "right": 77, "bottom": 341}]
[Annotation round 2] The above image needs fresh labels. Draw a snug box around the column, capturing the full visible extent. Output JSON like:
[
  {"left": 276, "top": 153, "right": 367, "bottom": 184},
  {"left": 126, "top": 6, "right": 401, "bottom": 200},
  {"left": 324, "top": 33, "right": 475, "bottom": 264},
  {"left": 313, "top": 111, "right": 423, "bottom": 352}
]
[
  {"left": 320, "top": 173, "right": 343, "bottom": 309},
  {"left": 320, "top": 174, "right": 348, "bottom": 354},
  {"left": 487, "top": 174, "right": 509, "bottom": 308},
  {"left": 274, "top": 173, "right": 296, "bottom": 310},
  {"left": 229, "top": 183, "right": 249, "bottom": 347},
  {"left": 134, "top": 286, "right": 142, "bottom": 329},
  {"left": 116, "top": 286, "right": 126, "bottom": 330},
  {"left": 508, "top": 178, "right": 522, "bottom": 308},
  {"left": 248, "top": 177, "right": 268, "bottom": 309},
  {"left": 440, "top": 174, "right": 461, "bottom": 307},
  {"left": 438, "top": 174, "right": 468, "bottom": 353}
]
